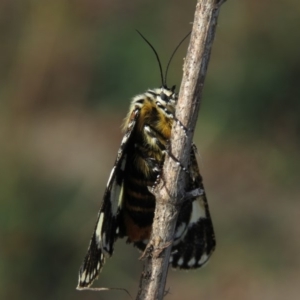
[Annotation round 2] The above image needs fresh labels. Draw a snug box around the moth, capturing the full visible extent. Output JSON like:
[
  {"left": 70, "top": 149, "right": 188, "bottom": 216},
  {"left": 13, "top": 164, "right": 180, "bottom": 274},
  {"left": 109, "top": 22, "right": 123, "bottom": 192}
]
[{"left": 77, "top": 32, "right": 216, "bottom": 289}]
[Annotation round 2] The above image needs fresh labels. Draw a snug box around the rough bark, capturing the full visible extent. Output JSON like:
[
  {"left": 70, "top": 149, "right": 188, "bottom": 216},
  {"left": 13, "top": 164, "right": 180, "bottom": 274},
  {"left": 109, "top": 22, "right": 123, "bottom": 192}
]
[{"left": 136, "top": 1, "right": 227, "bottom": 300}]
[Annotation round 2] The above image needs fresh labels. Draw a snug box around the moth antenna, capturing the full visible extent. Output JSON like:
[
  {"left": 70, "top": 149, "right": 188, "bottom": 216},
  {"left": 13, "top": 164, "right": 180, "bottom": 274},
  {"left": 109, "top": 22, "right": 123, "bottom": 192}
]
[
  {"left": 164, "top": 32, "right": 191, "bottom": 87},
  {"left": 136, "top": 30, "right": 164, "bottom": 87}
]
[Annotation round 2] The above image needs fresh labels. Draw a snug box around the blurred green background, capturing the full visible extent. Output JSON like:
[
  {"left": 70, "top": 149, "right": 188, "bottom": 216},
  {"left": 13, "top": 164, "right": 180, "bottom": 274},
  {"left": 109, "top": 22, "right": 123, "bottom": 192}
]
[{"left": 1, "top": 0, "right": 299, "bottom": 299}]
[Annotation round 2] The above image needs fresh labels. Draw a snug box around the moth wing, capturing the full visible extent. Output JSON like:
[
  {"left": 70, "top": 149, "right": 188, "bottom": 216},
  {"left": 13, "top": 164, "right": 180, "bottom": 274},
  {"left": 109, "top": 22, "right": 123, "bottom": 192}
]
[
  {"left": 77, "top": 108, "right": 140, "bottom": 288},
  {"left": 171, "top": 146, "right": 216, "bottom": 269}
]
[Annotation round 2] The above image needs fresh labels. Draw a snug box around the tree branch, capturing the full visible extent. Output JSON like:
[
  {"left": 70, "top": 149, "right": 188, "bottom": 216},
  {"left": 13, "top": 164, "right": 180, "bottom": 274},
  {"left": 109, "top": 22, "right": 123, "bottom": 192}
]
[{"left": 136, "top": 1, "right": 227, "bottom": 299}]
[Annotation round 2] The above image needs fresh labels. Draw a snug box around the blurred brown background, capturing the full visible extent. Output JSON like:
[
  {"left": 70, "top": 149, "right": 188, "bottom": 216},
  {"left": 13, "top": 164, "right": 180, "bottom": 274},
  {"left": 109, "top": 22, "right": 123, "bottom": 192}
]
[{"left": 1, "top": 1, "right": 299, "bottom": 299}]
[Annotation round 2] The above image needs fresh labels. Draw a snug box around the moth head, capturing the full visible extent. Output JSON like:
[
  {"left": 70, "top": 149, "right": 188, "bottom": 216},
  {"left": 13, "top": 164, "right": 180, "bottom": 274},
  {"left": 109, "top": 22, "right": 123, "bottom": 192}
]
[{"left": 159, "top": 85, "right": 177, "bottom": 104}]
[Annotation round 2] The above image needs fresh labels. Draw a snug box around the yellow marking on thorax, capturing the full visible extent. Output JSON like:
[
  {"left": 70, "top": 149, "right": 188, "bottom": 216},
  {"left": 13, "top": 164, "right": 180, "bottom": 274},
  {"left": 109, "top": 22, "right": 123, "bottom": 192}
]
[
  {"left": 136, "top": 99, "right": 155, "bottom": 132},
  {"left": 122, "top": 96, "right": 175, "bottom": 178},
  {"left": 137, "top": 98, "right": 173, "bottom": 138},
  {"left": 155, "top": 112, "right": 173, "bottom": 139}
]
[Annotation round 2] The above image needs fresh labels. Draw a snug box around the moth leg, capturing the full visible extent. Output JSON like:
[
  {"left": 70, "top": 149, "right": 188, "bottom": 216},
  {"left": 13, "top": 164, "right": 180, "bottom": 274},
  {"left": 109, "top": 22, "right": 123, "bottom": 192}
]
[{"left": 163, "top": 146, "right": 189, "bottom": 174}]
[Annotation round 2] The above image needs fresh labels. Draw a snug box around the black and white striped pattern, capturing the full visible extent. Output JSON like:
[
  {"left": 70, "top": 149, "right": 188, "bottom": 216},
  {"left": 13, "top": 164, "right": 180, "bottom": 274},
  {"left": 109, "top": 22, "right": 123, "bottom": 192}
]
[{"left": 77, "top": 109, "right": 140, "bottom": 288}]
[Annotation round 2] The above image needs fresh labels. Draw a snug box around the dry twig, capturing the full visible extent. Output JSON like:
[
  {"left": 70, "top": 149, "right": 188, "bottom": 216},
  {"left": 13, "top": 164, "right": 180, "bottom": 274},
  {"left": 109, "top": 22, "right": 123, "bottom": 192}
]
[{"left": 136, "top": 1, "right": 227, "bottom": 299}]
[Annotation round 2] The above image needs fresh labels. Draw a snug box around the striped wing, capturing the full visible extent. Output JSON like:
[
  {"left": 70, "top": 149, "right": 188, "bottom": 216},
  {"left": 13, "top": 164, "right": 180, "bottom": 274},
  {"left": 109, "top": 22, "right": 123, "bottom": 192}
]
[
  {"left": 170, "top": 146, "right": 216, "bottom": 269},
  {"left": 77, "top": 109, "right": 140, "bottom": 288},
  {"left": 130, "top": 146, "right": 216, "bottom": 268}
]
